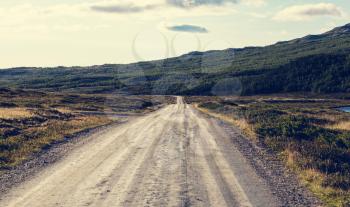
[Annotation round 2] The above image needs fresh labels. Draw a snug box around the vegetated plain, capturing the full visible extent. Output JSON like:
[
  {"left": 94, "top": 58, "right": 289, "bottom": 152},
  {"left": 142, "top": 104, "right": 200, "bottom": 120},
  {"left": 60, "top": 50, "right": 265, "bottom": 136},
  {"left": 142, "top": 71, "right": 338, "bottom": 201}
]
[
  {"left": 185, "top": 94, "right": 350, "bottom": 207},
  {"left": 0, "top": 23, "right": 350, "bottom": 207},
  {"left": 0, "top": 88, "right": 173, "bottom": 172}
]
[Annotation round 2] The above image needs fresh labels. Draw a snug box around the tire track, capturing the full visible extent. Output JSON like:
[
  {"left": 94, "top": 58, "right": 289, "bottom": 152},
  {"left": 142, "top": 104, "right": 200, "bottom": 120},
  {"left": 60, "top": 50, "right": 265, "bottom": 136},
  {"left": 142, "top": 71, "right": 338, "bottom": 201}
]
[{"left": 0, "top": 97, "right": 284, "bottom": 207}]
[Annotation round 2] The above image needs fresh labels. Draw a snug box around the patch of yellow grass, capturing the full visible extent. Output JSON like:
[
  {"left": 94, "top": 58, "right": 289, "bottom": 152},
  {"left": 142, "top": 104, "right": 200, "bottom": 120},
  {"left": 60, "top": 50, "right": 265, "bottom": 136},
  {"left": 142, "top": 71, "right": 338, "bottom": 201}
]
[
  {"left": 281, "top": 149, "right": 299, "bottom": 168},
  {"left": 0, "top": 108, "right": 33, "bottom": 119},
  {"left": 194, "top": 104, "right": 257, "bottom": 140},
  {"left": 318, "top": 114, "right": 344, "bottom": 122},
  {"left": 299, "top": 169, "right": 350, "bottom": 207},
  {"left": 301, "top": 113, "right": 343, "bottom": 123},
  {"left": 5, "top": 115, "right": 112, "bottom": 167},
  {"left": 279, "top": 153, "right": 350, "bottom": 207},
  {"left": 37, "top": 116, "right": 111, "bottom": 139},
  {"left": 56, "top": 107, "right": 72, "bottom": 114},
  {"left": 326, "top": 121, "right": 350, "bottom": 131}
]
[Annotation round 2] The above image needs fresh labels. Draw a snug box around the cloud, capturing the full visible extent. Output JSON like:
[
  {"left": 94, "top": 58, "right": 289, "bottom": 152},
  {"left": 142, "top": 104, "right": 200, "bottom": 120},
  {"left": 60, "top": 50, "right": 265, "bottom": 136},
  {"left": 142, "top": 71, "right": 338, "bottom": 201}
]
[
  {"left": 88, "top": 0, "right": 262, "bottom": 17},
  {"left": 166, "top": 0, "right": 265, "bottom": 8},
  {"left": 167, "top": 24, "right": 209, "bottom": 33},
  {"left": 273, "top": 3, "right": 343, "bottom": 21},
  {"left": 241, "top": 0, "right": 266, "bottom": 7},
  {"left": 167, "top": 0, "right": 238, "bottom": 8},
  {"left": 91, "top": 4, "right": 158, "bottom": 13}
]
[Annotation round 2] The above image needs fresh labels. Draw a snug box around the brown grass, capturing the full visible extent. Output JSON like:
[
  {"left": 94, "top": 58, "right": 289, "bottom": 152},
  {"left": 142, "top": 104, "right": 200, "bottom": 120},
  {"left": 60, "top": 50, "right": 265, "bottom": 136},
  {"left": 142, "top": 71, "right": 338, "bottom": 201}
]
[
  {"left": 194, "top": 104, "right": 257, "bottom": 140},
  {"left": 0, "top": 89, "right": 170, "bottom": 171},
  {"left": 55, "top": 107, "right": 72, "bottom": 114},
  {"left": 299, "top": 169, "right": 350, "bottom": 207},
  {"left": 0, "top": 108, "right": 33, "bottom": 119},
  {"left": 281, "top": 149, "right": 298, "bottom": 168},
  {"left": 1, "top": 115, "right": 112, "bottom": 168},
  {"left": 326, "top": 121, "right": 350, "bottom": 131}
]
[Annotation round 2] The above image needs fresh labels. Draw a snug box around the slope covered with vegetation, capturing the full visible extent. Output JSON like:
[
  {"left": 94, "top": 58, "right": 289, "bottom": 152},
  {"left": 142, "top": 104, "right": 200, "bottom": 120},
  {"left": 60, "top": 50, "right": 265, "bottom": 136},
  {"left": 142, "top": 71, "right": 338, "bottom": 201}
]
[{"left": 0, "top": 24, "right": 350, "bottom": 95}]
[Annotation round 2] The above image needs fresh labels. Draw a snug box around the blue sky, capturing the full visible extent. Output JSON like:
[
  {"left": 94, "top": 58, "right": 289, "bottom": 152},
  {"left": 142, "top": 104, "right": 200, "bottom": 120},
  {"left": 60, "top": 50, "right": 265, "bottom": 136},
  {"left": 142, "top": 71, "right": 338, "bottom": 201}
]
[{"left": 0, "top": 0, "right": 349, "bottom": 68}]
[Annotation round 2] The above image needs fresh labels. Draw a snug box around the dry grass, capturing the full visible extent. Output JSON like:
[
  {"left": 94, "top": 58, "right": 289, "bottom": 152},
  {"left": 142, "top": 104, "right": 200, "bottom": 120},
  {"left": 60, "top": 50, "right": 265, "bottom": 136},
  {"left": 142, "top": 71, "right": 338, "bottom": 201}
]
[
  {"left": 194, "top": 104, "right": 257, "bottom": 140},
  {"left": 1, "top": 115, "right": 112, "bottom": 168},
  {"left": 299, "top": 169, "right": 350, "bottom": 207},
  {"left": 318, "top": 114, "right": 344, "bottom": 122},
  {"left": 280, "top": 149, "right": 350, "bottom": 207},
  {"left": 326, "top": 121, "right": 350, "bottom": 131},
  {"left": 55, "top": 107, "right": 72, "bottom": 114},
  {"left": 0, "top": 89, "right": 170, "bottom": 171},
  {"left": 0, "top": 108, "right": 33, "bottom": 119},
  {"left": 281, "top": 149, "right": 298, "bottom": 168}
]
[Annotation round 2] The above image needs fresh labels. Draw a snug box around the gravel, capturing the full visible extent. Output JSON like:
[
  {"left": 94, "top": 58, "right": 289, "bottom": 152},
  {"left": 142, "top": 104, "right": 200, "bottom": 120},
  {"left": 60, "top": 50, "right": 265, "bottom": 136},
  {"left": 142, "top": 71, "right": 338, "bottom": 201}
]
[
  {"left": 0, "top": 122, "right": 125, "bottom": 197},
  {"left": 216, "top": 118, "right": 323, "bottom": 207},
  {"left": 0, "top": 109, "right": 323, "bottom": 206}
]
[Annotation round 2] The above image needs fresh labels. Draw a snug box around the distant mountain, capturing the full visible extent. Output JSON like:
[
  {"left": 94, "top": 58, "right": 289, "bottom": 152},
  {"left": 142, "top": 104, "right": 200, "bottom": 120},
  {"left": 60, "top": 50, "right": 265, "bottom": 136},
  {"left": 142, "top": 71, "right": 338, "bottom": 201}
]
[
  {"left": 277, "top": 23, "right": 350, "bottom": 45},
  {"left": 325, "top": 23, "right": 350, "bottom": 37},
  {"left": 0, "top": 23, "right": 350, "bottom": 95}
]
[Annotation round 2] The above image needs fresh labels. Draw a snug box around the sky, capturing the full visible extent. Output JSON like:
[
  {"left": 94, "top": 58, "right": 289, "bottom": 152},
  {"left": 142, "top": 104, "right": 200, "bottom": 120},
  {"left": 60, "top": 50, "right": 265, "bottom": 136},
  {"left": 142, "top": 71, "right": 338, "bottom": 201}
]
[{"left": 0, "top": 0, "right": 350, "bottom": 68}]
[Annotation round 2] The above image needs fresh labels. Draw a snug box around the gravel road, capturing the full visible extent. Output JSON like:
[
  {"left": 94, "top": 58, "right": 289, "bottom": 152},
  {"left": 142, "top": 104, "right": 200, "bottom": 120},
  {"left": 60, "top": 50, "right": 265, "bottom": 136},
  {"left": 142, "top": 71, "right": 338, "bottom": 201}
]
[{"left": 0, "top": 97, "right": 320, "bottom": 207}]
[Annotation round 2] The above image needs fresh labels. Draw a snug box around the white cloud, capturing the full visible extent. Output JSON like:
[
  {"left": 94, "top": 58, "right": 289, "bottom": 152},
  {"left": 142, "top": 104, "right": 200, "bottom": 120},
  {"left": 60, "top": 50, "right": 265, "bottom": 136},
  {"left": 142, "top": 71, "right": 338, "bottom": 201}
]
[
  {"left": 273, "top": 3, "right": 344, "bottom": 21},
  {"left": 88, "top": 0, "right": 239, "bottom": 17},
  {"left": 165, "top": 0, "right": 266, "bottom": 8},
  {"left": 241, "top": 0, "right": 266, "bottom": 7},
  {"left": 0, "top": 0, "right": 263, "bottom": 25},
  {"left": 166, "top": 0, "right": 238, "bottom": 8},
  {"left": 91, "top": 4, "right": 159, "bottom": 13},
  {"left": 0, "top": 0, "right": 264, "bottom": 34}
]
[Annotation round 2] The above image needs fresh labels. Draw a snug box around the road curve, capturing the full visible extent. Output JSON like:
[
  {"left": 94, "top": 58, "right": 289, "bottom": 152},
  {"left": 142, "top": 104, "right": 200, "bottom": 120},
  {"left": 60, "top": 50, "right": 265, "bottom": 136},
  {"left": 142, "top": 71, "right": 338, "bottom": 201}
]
[{"left": 0, "top": 97, "right": 282, "bottom": 207}]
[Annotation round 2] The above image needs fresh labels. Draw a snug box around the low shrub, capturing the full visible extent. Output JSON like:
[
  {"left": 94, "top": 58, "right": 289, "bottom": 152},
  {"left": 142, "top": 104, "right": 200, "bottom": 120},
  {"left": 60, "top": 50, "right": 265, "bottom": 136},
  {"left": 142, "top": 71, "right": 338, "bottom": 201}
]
[{"left": 198, "top": 97, "right": 350, "bottom": 206}]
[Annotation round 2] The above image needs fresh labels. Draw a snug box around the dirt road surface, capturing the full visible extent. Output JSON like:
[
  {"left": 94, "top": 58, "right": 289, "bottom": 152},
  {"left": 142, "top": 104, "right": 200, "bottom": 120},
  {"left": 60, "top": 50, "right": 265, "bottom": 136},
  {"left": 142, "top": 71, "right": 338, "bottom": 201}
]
[{"left": 0, "top": 97, "right": 317, "bottom": 207}]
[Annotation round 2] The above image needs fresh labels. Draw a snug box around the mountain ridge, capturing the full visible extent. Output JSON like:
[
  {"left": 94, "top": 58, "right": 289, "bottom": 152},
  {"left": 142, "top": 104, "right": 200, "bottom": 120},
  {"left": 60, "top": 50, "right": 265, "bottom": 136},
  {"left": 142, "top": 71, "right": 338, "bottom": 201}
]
[{"left": 0, "top": 23, "right": 349, "bottom": 95}]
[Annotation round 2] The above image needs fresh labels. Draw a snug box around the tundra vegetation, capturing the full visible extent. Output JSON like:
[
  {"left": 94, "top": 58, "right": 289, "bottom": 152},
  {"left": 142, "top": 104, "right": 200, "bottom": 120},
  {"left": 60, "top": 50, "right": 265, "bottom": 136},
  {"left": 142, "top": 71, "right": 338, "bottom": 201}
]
[
  {"left": 185, "top": 95, "right": 350, "bottom": 207},
  {"left": 0, "top": 88, "right": 172, "bottom": 171},
  {"left": 0, "top": 23, "right": 350, "bottom": 207}
]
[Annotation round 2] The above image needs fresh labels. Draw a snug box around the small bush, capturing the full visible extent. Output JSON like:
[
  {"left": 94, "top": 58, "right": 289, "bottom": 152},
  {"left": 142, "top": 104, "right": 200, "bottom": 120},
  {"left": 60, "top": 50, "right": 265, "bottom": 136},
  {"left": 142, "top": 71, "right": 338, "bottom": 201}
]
[{"left": 323, "top": 174, "right": 350, "bottom": 190}]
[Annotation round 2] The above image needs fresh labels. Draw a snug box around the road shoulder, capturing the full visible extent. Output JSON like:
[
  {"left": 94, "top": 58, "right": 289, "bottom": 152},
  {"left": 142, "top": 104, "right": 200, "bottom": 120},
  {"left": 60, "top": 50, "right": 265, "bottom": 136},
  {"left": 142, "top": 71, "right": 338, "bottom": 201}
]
[{"left": 0, "top": 121, "right": 126, "bottom": 198}]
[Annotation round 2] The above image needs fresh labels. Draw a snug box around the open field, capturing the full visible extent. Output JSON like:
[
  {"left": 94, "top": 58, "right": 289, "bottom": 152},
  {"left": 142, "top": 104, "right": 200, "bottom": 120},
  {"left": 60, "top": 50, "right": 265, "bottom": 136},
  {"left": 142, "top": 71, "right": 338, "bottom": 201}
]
[
  {"left": 185, "top": 94, "right": 350, "bottom": 207},
  {"left": 0, "top": 88, "right": 174, "bottom": 171}
]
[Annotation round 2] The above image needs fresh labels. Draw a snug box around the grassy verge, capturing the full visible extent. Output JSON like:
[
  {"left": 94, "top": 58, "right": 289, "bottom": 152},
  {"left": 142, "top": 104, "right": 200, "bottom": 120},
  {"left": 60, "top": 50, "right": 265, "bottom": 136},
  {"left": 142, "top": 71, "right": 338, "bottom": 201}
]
[
  {"left": 0, "top": 88, "right": 174, "bottom": 171},
  {"left": 0, "top": 113, "right": 111, "bottom": 169},
  {"left": 187, "top": 95, "right": 350, "bottom": 207},
  {"left": 194, "top": 104, "right": 257, "bottom": 140}
]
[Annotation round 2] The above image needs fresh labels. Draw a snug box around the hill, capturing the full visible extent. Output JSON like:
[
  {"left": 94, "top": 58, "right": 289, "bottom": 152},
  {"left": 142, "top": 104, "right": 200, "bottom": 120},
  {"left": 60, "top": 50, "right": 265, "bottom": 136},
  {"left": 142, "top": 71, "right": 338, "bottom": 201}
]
[{"left": 1, "top": 23, "right": 350, "bottom": 95}]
